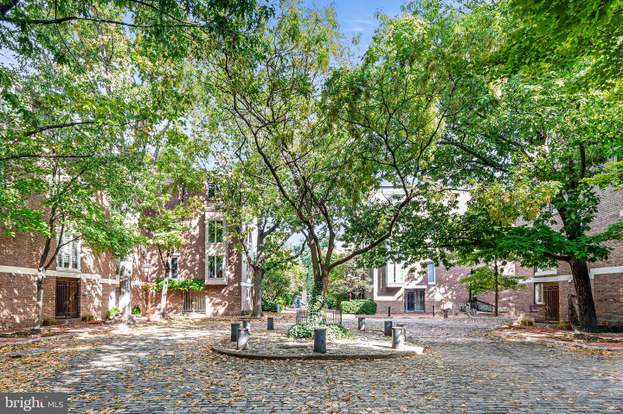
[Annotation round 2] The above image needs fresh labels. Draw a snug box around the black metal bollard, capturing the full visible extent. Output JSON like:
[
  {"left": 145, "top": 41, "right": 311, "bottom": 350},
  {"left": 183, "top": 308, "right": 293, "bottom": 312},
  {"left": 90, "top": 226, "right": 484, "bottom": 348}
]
[
  {"left": 387, "top": 306, "right": 391, "bottom": 317},
  {"left": 384, "top": 320, "right": 394, "bottom": 336},
  {"left": 267, "top": 317, "right": 274, "bottom": 330},
  {"left": 237, "top": 327, "right": 250, "bottom": 350},
  {"left": 242, "top": 320, "right": 251, "bottom": 332},
  {"left": 392, "top": 326, "right": 405, "bottom": 349},
  {"left": 357, "top": 317, "right": 366, "bottom": 331},
  {"left": 230, "top": 323, "right": 240, "bottom": 341},
  {"left": 313, "top": 328, "right": 327, "bottom": 353},
  {"left": 432, "top": 304, "right": 435, "bottom": 317}
]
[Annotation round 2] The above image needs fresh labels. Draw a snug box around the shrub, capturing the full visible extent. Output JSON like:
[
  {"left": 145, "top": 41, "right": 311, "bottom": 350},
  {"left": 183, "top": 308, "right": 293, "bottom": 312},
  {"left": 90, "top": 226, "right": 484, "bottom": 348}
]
[
  {"left": 287, "top": 323, "right": 352, "bottom": 340},
  {"left": 131, "top": 306, "right": 141, "bottom": 316},
  {"left": 42, "top": 317, "right": 58, "bottom": 326},
  {"left": 107, "top": 306, "right": 120, "bottom": 320},
  {"left": 340, "top": 299, "right": 377, "bottom": 315},
  {"left": 262, "top": 299, "right": 278, "bottom": 312},
  {"left": 82, "top": 314, "right": 95, "bottom": 322},
  {"left": 154, "top": 278, "right": 205, "bottom": 292}
]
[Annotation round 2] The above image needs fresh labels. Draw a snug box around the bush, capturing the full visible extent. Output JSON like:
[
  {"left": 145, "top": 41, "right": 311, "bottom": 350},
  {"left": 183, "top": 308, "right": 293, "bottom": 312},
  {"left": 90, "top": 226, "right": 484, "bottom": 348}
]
[
  {"left": 262, "top": 299, "right": 279, "bottom": 312},
  {"left": 326, "top": 293, "right": 346, "bottom": 310},
  {"left": 340, "top": 299, "right": 377, "bottom": 315},
  {"left": 154, "top": 278, "right": 205, "bottom": 292},
  {"left": 107, "top": 306, "right": 120, "bottom": 320},
  {"left": 82, "top": 314, "right": 95, "bottom": 322},
  {"left": 42, "top": 317, "right": 58, "bottom": 326},
  {"left": 287, "top": 323, "right": 352, "bottom": 340},
  {"left": 131, "top": 306, "right": 141, "bottom": 316}
]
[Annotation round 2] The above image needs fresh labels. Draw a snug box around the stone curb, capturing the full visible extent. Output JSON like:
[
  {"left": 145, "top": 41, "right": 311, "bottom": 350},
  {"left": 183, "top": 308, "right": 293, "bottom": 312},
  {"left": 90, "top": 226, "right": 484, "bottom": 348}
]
[{"left": 211, "top": 340, "right": 424, "bottom": 360}]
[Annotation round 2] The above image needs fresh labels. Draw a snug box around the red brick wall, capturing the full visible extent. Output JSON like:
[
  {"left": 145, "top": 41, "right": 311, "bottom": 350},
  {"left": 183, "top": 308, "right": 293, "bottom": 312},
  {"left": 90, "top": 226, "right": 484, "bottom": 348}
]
[{"left": 593, "top": 274, "right": 623, "bottom": 326}]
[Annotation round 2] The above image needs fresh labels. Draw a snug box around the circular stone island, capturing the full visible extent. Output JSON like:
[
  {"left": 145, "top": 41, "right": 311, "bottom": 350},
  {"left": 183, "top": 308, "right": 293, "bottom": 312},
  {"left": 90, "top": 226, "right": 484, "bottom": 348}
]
[{"left": 212, "top": 329, "right": 425, "bottom": 360}]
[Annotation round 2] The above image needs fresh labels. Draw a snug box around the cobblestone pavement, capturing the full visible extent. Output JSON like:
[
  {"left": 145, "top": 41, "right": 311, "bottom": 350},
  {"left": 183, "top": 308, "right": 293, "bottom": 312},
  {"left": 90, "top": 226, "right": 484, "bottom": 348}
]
[{"left": 2, "top": 316, "right": 622, "bottom": 413}]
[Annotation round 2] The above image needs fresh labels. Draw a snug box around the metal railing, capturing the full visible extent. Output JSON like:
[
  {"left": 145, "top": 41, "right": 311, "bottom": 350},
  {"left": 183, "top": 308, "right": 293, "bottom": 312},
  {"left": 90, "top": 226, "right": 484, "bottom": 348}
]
[
  {"left": 296, "top": 308, "right": 343, "bottom": 326},
  {"left": 461, "top": 298, "right": 495, "bottom": 314}
]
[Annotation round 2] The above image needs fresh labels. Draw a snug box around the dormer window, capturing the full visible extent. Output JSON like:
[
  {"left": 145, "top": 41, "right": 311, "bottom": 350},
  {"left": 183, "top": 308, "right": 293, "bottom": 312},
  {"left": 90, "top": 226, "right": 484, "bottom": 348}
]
[{"left": 57, "top": 232, "right": 80, "bottom": 271}]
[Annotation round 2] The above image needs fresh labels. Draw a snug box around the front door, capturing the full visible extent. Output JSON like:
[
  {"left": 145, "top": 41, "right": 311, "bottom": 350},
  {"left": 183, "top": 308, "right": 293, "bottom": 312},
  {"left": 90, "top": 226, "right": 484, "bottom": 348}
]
[
  {"left": 543, "top": 284, "right": 560, "bottom": 321},
  {"left": 55, "top": 279, "right": 80, "bottom": 318},
  {"left": 405, "top": 289, "right": 425, "bottom": 312}
]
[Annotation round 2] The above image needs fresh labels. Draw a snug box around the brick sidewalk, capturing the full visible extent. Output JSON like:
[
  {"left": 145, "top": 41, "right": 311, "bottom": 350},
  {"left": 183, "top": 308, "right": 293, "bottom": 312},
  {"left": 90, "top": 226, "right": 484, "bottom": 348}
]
[{"left": 1, "top": 317, "right": 622, "bottom": 413}]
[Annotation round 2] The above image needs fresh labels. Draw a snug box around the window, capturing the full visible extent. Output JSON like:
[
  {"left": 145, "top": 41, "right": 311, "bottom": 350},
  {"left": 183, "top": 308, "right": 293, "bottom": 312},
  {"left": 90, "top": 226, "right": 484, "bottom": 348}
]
[
  {"left": 386, "top": 262, "right": 404, "bottom": 284},
  {"left": 427, "top": 261, "right": 436, "bottom": 284},
  {"left": 169, "top": 255, "right": 179, "bottom": 279},
  {"left": 207, "top": 220, "right": 224, "bottom": 243},
  {"left": 57, "top": 232, "right": 80, "bottom": 271},
  {"left": 207, "top": 255, "right": 224, "bottom": 279},
  {"left": 534, "top": 283, "right": 544, "bottom": 304},
  {"left": 207, "top": 184, "right": 219, "bottom": 199}
]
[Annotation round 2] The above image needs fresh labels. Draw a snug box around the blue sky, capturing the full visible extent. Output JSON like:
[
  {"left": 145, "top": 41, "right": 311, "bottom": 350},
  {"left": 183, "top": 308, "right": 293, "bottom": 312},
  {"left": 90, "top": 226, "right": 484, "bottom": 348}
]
[{"left": 301, "top": 0, "right": 406, "bottom": 60}]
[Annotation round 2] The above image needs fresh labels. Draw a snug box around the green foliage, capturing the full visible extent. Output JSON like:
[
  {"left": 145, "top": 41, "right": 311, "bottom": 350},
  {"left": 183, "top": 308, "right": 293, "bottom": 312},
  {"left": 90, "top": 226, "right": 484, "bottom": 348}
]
[
  {"left": 131, "top": 306, "right": 142, "bottom": 316},
  {"left": 460, "top": 266, "right": 523, "bottom": 297},
  {"left": 340, "top": 299, "right": 377, "bottom": 315},
  {"left": 261, "top": 299, "right": 279, "bottom": 312},
  {"left": 42, "top": 317, "right": 58, "bottom": 326},
  {"left": 107, "top": 306, "right": 120, "bottom": 320},
  {"left": 286, "top": 324, "right": 352, "bottom": 340},
  {"left": 82, "top": 314, "right": 95, "bottom": 322},
  {"left": 262, "top": 255, "right": 305, "bottom": 303},
  {"left": 153, "top": 278, "right": 205, "bottom": 292}
]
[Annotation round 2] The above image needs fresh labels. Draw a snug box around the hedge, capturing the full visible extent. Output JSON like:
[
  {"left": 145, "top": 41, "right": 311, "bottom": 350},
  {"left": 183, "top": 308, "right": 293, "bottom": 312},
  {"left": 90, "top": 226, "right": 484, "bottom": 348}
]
[
  {"left": 340, "top": 299, "right": 377, "bottom": 315},
  {"left": 287, "top": 323, "right": 352, "bottom": 340}
]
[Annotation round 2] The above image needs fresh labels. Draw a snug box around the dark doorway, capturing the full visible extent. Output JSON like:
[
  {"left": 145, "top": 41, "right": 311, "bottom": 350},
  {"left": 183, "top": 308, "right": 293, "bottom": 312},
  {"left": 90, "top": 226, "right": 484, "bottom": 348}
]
[
  {"left": 405, "top": 289, "right": 425, "bottom": 312},
  {"left": 55, "top": 279, "right": 80, "bottom": 318},
  {"left": 543, "top": 284, "right": 560, "bottom": 321}
]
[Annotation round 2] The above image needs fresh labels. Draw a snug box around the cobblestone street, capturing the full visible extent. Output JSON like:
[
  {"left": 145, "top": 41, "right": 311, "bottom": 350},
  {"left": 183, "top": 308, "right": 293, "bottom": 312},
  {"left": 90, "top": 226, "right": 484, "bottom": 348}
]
[{"left": 2, "top": 316, "right": 622, "bottom": 413}]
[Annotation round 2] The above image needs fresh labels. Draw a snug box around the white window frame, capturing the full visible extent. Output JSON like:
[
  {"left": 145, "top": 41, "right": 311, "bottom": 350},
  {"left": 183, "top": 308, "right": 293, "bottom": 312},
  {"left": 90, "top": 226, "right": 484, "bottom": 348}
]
[
  {"left": 56, "top": 231, "right": 81, "bottom": 272},
  {"left": 206, "top": 255, "right": 225, "bottom": 280},
  {"left": 427, "top": 261, "right": 436, "bottom": 284},
  {"left": 169, "top": 253, "right": 180, "bottom": 279},
  {"left": 207, "top": 219, "right": 225, "bottom": 244},
  {"left": 534, "top": 282, "right": 544, "bottom": 305}
]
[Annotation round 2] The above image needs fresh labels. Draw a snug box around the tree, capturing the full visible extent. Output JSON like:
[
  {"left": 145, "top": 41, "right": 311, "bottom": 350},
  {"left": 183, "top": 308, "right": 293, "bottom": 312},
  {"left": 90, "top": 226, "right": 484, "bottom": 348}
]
[
  {"left": 0, "top": 0, "right": 271, "bottom": 328},
  {"left": 460, "top": 262, "right": 523, "bottom": 316},
  {"left": 434, "top": 3, "right": 623, "bottom": 331},
  {"left": 212, "top": 141, "right": 300, "bottom": 317},
  {"left": 210, "top": 2, "right": 458, "bottom": 314},
  {"left": 136, "top": 134, "right": 207, "bottom": 319}
]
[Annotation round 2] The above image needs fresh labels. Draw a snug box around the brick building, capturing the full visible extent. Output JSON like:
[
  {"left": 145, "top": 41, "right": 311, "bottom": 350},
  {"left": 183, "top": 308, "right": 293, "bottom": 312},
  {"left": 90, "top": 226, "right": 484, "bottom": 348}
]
[
  {"left": 368, "top": 260, "right": 532, "bottom": 317},
  {"left": 0, "top": 199, "right": 251, "bottom": 332},
  {"left": 525, "top": 188, "right": 623, "bottom": 327},
  {"left": 368, "top": 188, "right": 623, "bottom": 325}
]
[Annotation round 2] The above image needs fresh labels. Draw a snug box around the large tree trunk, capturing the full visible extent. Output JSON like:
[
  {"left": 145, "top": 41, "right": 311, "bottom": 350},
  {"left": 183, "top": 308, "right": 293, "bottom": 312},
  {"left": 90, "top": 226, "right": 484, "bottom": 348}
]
[
  {"left": 569, "top": 258, "right": 598, "bottom": 331},
  {"left": 251, "top": 267, "right": 264, "bottom": 318},
  {"left": 34, "top": 269, "right": 46, "bottom": 329}
]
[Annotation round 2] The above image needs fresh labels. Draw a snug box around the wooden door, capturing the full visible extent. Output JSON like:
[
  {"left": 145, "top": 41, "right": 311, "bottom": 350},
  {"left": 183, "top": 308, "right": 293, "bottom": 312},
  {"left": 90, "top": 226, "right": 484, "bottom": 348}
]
[{"left": 543, "top": 284, "right": 559, "bottom": 321}]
